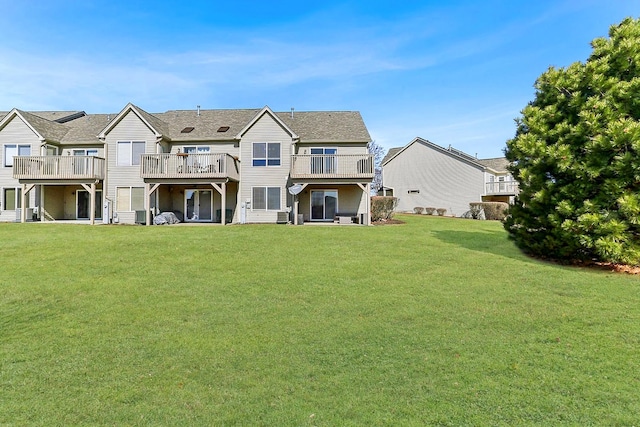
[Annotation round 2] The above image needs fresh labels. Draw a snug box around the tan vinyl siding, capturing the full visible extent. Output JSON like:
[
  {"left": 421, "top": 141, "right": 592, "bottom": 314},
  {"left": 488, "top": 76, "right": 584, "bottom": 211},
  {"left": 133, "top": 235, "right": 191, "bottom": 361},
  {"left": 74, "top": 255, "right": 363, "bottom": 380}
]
[
  {"left": 384, "top": 141, "right": 484, "bottom": 217},
  {"left": 0, "top": 117, "right": 39, "bottom": 220},
  {"left": 239, "top": 114, "right": 292, "bottom": 223},
  {"left": 104, "top": 111, "right": 156, "bottom": 224}
]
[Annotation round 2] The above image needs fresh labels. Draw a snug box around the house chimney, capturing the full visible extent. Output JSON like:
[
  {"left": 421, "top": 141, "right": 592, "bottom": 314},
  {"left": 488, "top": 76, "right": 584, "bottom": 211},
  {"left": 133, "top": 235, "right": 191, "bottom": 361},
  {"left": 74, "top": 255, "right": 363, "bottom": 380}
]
[
  {"left": 197, "top": 105, "right": 200, "bottom": 117},
  {"left": 291, "top": 107, "right": 294, "bottom": 119}
]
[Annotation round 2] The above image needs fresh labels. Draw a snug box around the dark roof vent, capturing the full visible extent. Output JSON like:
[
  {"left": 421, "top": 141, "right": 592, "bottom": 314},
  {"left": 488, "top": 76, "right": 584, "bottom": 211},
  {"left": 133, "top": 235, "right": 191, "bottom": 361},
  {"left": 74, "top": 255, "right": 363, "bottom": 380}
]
[
  {"left": 181, "top": 126, "right": 195, "bottom": 133},
  {"left": 217, "top": 126, "right": 230, "bottom": 133}
]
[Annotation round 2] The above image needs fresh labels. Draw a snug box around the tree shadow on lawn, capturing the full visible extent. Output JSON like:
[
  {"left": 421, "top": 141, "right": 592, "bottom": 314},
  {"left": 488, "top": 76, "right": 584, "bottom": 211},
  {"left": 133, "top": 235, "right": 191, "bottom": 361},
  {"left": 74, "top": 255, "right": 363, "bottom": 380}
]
[
  {"left": 433, "top": 228, "right": 640, "bottom": 275},
  {"left": 431, "top": 228, "right": 540, "bottom": 266}
]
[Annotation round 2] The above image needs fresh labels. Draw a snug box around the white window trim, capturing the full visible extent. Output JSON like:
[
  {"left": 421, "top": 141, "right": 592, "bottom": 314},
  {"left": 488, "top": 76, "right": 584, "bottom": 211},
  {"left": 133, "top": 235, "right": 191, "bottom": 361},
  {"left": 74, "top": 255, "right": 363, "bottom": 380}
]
[
  {"left": 116, "top": 186, "right": 145, "bottom": 211},
  {"left": 251, "top": 186, "right": 281, "bottom": 211},
  {"left": 73, "top": 149, "right": 99, "bottom": 156},
  {"left": 183, "top": 146, "right": 211, "bottom": 153},
  {"left": 116, "top": 141, "right": 145, "bottom": 166},
  {"left": 2, "top": 187, "right": 25, "bottom": 211},
  {"left": 3, "top": 144, "right": 31, "bottom": 167},
  {"left": 252, "top": 142, "right": 281, "bottom": 167}
]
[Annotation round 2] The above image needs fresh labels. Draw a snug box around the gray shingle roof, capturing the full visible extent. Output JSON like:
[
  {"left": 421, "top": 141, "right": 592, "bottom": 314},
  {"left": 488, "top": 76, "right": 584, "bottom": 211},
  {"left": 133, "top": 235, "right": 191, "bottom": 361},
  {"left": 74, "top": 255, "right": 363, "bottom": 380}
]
[
  {"left": 2, "top": 105, "right": 370, "bottom": 146},
  {"left": 16, "top": 110, "right": 71, "bottom": 143},
  {"left": 277, "top": 111, "right": 371, "bottom": 142},
  {"left": 476, "top": 157, "right": 510, "bottom": 172},
  {"left": 62, "top": 114, "right": 114, "bottom": 144},
  {"left": 156, "top": 109, "right": 260, "bottom": 141},
  {"left": 381, "top": 147, "right": 402, "bottom": 165}
]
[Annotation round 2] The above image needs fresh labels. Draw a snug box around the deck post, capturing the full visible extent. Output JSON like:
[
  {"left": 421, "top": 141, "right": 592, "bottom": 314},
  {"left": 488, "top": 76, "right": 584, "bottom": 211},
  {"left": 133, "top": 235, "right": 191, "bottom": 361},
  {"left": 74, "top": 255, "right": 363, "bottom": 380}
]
[
  {"left": 21, "top": 183, "right": 26, "bottom": 223},
  {"left": 90, "top": 182, "right": 96, "bottom": 225}
]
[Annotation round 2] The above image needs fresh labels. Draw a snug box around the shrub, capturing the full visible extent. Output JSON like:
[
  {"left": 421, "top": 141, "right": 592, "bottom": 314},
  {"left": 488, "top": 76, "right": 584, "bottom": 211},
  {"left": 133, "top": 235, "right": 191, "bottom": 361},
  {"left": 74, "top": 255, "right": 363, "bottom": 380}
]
[
  {"left": 468, "top": 202, "right": 509, "bottom": 221},
  {"left": 371, "top": 196, "right": 398, "bottom": 221},
  {"left": 413, "top": 207, "right": 424, "bottom": 214},
  {"left": 436, "top": 208, "right": 447, "bottom": 216},
  {"left": 425, "top": 207, "right": 436, "bottom": 215},
  {"left": 482, "top": 202, "right": 509, "bottom": 221}
]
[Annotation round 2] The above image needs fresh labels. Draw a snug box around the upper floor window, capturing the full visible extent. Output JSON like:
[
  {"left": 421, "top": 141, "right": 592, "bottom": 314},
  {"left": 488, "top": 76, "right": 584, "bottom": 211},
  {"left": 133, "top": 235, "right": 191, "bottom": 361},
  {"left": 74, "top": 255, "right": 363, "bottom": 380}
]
[
  {"left": 4, "top": 144, "right": 30, "bottom": 167},
  {"left": 73, "top": 149, "right": 99, "bottom": 156},
  {"left": 183, "top": 146, "right": 210, "bottom": 154},
  {"left": 252, "top": 142, "right": 280, "bottom": 167},
  {"left": 117, "top": 141, "right": 145, "bottom": 166}
]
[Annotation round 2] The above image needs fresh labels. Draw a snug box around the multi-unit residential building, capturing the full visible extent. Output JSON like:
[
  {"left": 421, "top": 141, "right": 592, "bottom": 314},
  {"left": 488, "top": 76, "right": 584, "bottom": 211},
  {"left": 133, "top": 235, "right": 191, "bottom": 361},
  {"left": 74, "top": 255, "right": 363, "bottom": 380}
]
[
  {"left": 0, "top": 104, "right": 373, "bottom": 225},
  {"left": 381, "top": 137, "right": 518, "bottom": 216}
]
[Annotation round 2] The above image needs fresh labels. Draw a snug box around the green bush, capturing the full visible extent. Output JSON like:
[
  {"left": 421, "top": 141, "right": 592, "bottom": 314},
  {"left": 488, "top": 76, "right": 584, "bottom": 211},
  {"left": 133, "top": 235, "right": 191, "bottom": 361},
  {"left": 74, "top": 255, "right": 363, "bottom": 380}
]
[
  {"left": 413, "top": 207, "right": 424, "bottom": 214},
  {"left": 371, "top": 196, "right": 398, "bottom": 221},
  {"left": 436, "top": 208, "right": 447, "bottom": 216},
  {"left": 425, "top": 207, "right": 436, "bottom": 215}
]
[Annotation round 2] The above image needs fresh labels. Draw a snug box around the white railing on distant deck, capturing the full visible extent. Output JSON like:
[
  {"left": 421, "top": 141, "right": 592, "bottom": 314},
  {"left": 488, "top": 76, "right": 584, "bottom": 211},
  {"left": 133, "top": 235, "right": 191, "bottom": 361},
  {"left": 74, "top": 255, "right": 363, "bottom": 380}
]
[
  {"left": 291, "top": 154, "right": 374, "bottom": 179},
  {"left": 12, "top": 156, "right": 105, "bottom": 180},
  {"left": 485, "top": 180, "right": 519, "bottom": 195},
  {"left": 140, "top": 153, "right": 240, "bottom": 180}
]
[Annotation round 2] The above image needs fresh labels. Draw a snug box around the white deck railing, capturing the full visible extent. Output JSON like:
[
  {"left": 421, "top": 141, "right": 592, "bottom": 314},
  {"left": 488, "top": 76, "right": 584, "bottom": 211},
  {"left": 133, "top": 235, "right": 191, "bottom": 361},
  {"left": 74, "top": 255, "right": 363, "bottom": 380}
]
[
  {"left": 485, "top": 180, "right": 519, "bottom": 195},
  {"left": 140, "top": 153, "right": 240, "bottom": 180},
  {"left": 13, "top": 156, "right": 105, "bottom": 180},
  {"left": 291, "top": 154, "right": 374, "bottom": 179}
]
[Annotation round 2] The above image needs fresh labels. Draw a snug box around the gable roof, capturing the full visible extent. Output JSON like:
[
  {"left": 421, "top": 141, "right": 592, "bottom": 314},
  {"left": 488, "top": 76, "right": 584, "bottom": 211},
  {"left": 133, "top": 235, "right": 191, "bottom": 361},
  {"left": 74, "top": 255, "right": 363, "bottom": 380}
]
[
  {"left": 0, "top": 109, "right": 72, "bottom": 143},
  {"left": 0, "top": 103, "right": 370, "bottom": 146},
  {"left": 235, "top": 106, "right": 299, "bottom": 140},
  {"left": 383, "top": 137, "right": 511, "bottom": 173},
  {"left": 98, "top": 103, "right": 166, "bottom": 139},
  {"left": 382, "top": 137, "right": 486, "bottom": 170}
]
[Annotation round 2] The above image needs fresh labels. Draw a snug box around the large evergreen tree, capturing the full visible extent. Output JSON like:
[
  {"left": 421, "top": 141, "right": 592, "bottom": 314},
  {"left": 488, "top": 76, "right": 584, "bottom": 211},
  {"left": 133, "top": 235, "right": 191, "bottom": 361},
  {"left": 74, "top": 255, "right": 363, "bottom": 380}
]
[{"left": 505, "top": 17, "right": 640, "bottom": 265}]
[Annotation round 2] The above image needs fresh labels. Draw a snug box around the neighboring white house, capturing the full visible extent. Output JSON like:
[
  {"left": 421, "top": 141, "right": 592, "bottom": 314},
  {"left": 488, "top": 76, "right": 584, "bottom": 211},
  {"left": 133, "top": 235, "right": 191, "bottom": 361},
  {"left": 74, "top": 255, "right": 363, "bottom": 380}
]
[
  {"left": 0, "top": 104, "right": 373, "bottom": 225},
  {"left": 381, "top": 137, "right": 517, "bottom": 216}
]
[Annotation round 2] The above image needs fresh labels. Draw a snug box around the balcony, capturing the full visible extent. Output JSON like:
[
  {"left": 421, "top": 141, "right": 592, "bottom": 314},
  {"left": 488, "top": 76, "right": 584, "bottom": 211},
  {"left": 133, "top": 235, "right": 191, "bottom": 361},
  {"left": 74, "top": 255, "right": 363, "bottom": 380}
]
[
  {"left": 291, "top": 154, "right": 374, "bottom": 180},
  {"left": 140, "top": 153, "right": 240, "bottom": 181},
  {"left": 485, "top": 180, "right": 519, "bottom": 196},
  {"left": 13, "top": 156, "right": 105, "bottom": 180}
]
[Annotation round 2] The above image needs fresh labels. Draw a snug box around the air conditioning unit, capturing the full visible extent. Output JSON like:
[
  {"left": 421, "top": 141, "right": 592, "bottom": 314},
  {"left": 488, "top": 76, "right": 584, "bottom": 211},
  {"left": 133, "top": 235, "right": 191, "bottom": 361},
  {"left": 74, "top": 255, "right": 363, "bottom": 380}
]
[
  {"left": 135, "top": 210, "right": 146, "bottom": 224},
  {"left": 276, "top": 211, "right": 289, "bottom": 224}
]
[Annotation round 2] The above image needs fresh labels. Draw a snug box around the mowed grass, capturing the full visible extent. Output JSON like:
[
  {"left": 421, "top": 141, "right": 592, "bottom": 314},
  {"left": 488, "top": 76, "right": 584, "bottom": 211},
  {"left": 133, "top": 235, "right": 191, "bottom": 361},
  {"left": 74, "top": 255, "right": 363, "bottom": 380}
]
[{"left": 1, "top": 215, "right": 639, "bottom": 426}]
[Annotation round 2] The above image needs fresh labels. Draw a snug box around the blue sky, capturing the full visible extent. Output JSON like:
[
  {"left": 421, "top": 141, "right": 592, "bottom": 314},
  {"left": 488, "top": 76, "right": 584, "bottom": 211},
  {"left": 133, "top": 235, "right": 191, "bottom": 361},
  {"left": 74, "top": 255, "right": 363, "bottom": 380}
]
[{"left": 0, "top": 1, "right": 637, "bottom": 158}]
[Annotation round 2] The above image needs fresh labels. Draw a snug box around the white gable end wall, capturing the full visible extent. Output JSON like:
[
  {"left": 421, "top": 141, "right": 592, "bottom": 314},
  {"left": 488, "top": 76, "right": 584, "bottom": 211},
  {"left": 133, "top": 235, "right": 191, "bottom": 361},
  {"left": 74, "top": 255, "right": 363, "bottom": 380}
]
[
  {"left": 384, "top": 141, "right": 484, "bottom": 217},
  {"left": 239, "top": 114, "right": 293, "bottom": 223}
]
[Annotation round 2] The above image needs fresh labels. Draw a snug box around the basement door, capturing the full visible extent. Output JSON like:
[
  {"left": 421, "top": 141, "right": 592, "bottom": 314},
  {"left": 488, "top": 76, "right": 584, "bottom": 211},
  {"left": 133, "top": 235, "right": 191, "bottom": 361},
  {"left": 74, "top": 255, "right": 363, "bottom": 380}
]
[
  {"left": 311, "top": 190, "right": 338, "bottom": 221},
  {"left": 185, "top": 189, "right": 212, "bottom": 221}
]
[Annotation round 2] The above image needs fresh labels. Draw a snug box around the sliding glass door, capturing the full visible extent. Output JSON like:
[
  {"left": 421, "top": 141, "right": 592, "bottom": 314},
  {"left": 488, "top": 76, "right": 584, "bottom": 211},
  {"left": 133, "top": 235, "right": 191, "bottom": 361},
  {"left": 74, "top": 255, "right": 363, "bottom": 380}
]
[{"left": 311, "top": 190, "right": 338, "bottom": 221}]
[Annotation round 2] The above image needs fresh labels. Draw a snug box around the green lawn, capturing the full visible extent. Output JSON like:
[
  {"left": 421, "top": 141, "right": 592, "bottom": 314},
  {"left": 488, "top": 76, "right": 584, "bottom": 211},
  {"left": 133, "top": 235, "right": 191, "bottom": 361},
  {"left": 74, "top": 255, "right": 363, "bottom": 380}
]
[{"left": 1, "top": 215, "right": 638, "bottom": 426}]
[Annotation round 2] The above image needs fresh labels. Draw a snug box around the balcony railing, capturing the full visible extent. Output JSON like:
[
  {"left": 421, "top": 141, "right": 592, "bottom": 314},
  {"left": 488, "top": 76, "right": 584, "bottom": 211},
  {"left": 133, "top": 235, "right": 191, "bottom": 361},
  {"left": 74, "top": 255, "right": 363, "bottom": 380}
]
[
  {"left": 13, "top": 156, "right": 105, "bottom": 180},
  {"left": 291, "top": 154, "right": 374, "bottom": 179},
  {"left": 140, "top": 153, "right": 240, "bottom": 181},
  {"left": 485, "top": 180, "right": 519, "bottom": 195}
]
